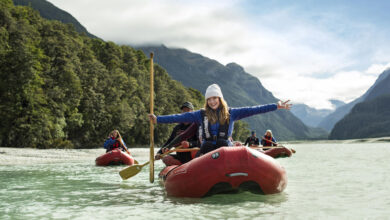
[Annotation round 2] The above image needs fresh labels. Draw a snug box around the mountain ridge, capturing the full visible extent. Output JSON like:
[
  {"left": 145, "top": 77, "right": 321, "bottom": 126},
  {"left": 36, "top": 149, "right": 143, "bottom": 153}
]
[
  {"left": 138, "top": 45, "right": 328, "bottom": 140},
  {"left": 329, "top": 69, "right": 390, "bottom": 139},
  {"left": 13, "top": 0, "right": 97, "bottom": 38},
  {"left": 290, "top": 100, "right": 345, "bottom": 128},
  {"left": 319, "top": 68, "right": 390, "bottom": 131}
]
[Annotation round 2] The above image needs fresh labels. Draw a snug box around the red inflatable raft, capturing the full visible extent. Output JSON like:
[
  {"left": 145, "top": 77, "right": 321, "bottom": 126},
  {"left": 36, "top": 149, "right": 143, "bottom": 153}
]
[
  {"left": 159, "top": 146, "right": 287, "bottom": 197},
  {"left": 262, "top": 146, "right": 293, "bottom": 158},
  {"left": 95, "top": 149, "right": 136, "bottom": 166}
]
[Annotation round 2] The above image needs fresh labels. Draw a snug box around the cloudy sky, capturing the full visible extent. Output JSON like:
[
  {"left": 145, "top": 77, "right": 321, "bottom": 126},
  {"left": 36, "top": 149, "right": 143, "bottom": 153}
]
[{"left": 47, "top": 0, "right": 390, "bottom": 109}]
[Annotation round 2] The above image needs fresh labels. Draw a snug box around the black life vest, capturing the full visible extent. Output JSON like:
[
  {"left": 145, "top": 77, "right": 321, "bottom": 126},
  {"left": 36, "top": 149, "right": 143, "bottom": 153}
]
[
  {"left": 248, "top": 137, "right": 258, "bottom": 145},
  {"left": 200, "top": 109, "right": 230, "bottom": 141}
]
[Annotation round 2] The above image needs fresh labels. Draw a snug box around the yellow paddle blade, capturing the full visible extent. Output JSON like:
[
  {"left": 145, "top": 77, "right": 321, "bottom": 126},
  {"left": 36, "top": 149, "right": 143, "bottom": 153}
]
[{"left": 119, "top": 161, "right": 149, "bottom": 180}]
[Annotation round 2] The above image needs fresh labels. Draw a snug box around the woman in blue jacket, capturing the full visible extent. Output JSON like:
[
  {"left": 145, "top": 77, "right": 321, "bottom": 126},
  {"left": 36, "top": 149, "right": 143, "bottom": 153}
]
[
  {"left": 148, "top": 84, "right": 291, "bottom": 156},
  {"left": 103, "top": 130, "right": 127, "bottom": 153}
]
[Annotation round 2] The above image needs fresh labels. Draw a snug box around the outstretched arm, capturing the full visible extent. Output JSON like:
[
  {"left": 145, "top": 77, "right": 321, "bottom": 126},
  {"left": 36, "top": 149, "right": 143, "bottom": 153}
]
[
  {"left": 231, "top": 100, "right": 292, "bottom": 121},
  {"left": 148, "top": 111, "right": 202, "bottom": 124}
]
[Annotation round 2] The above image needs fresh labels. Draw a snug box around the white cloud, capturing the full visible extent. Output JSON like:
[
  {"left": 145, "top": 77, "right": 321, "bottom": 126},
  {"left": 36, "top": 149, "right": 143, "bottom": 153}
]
[
  {"left": 47, "top": 0, "right": 390, "bottom": 110},
  {"left": 366, "top": 62, "right": 390, "bottom": 75},
  {"left": 263, "top": 68, "right": 385, "bottom": 110}
]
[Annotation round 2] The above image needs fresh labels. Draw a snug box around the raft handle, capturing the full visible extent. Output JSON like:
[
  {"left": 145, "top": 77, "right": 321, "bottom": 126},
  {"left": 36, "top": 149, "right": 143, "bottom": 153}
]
[{"left": 226, "top": 172, "right": 248, "bottom": 177}]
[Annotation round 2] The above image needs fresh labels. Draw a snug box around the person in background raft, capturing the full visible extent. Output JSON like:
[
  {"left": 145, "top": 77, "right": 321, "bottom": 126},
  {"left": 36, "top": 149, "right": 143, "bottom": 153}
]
[
  {"left": 244, "top": 130, "right": 260, "bottom": 146},
  {"left": 148, "top": 83, "right": 291, "bottom": 157},
  {"left": 103, "top": 130, "right": 127, "bottom": 153},
  {"left": 261, "top": 129, "right": 277, "bottom": 148},
  {"left": 155, "top": 102, "right": 199, "bottom": 166}
]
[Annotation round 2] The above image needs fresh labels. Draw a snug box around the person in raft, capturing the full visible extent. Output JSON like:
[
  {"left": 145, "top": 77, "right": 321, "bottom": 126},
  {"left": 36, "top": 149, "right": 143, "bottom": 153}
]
[
  {"left": 244, "top": 130, "right": 260, "bottom": 147},
  {"left": 148, "top": 84, "right": 291, "bottom": 156},
  {"left": 155, "top": 102, "right": 199, "bottom": 165},
  {"left": 261, "top": 129, "right": 277, "bottom": 148},
  {"left": 103, "top": 130, "right": 127, "bottom": 153}
]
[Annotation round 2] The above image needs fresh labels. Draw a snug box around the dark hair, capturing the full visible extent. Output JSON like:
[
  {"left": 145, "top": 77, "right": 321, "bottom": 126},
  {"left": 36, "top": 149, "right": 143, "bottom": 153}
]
[{"left": 181, "top": 101, "right": 194, "bottom": 110}]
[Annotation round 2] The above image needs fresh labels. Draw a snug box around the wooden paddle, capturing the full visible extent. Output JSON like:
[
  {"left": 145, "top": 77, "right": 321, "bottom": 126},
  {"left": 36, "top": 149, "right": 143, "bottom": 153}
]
[
  {"left": 261, "top": 137, "right": 296, "bottom": 153},
  {"left": 119, "top": 147, "right": 200, "bottom": 180},
  {"left": 149, "top": 53, "right": 155, "bottom": 183},
  {"left": 120, "top": 141, "right": 139, "bottom": 164}
]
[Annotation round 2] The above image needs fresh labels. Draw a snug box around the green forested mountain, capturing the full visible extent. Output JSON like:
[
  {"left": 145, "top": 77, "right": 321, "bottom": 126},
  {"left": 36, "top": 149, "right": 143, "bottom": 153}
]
[
  {"left": 329, "top": 94, "right": 390, "bottom": 139},
  {"left": 13, "top": 0, "right": 96, "bottom": 38},
  {"left": 329, "top": 70, "right": 390, "bottom": 139},
  {"left": 364, "top": 70, "right": 390, "bottom": 101},
  {"left": 319, "top": 69, "right": 390, "bottom": 131},
  {"left": 138, "top": 45, "right": 328, "bottom": 140},
  {"left": 0, "top": 1, "right": 251, "bottom": 149}
]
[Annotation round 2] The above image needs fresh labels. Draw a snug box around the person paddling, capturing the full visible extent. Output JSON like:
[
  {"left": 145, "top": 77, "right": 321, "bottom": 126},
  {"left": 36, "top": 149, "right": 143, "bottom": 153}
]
[
  {"left": 148, "top": 83, "right": 291, "bottom": 157},
  {"left": 103, "top": 130, "right": 128, "bottom": 153},
  {"left": 244, "top": 131, "right": 260, "bottom": 147},
  {"left": 261, "top": 129, "right": 277, "bottom": 149},
  {"left": 155, "top": 102, "right": 199, "bottom": 166}
]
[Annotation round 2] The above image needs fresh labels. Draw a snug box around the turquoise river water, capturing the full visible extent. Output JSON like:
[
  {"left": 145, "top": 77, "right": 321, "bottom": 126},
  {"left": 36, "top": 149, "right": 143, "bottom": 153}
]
[{"left": 1, "top": 141, "right": 390, "bottom": 219}]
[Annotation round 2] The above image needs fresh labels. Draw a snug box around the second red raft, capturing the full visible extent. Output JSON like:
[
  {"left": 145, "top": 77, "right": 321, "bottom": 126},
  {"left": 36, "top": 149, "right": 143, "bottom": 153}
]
[
  {"left": 159, "top": 146, "right": 287, "bottom": 197},
  {"left": 95, "top": 149, "right": 136, "bottom": 166}
]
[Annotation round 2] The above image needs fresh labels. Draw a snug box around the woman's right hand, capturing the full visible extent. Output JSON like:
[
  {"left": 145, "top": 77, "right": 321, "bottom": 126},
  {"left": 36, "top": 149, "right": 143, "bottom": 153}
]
[
  {"left": 148, "top": 114, "right": 157, "bottom": 124},
  {"left": 277, "top": 100, "right": 292, "bottom": 110}
]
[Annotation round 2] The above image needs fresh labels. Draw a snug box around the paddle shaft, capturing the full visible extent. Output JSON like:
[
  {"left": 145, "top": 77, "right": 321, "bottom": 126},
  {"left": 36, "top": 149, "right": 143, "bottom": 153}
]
[
  {"left": 149, "top": 53, "right": 155, "bottom": 183},
  {"left": 117, "top": 138, "right": 139, "bottom": 164},
  {"left": 158, "top": 147, "right": 200, "bottom": 159},
  {"left": 147, "top": 147, "right": 199, "bottom": 164}
]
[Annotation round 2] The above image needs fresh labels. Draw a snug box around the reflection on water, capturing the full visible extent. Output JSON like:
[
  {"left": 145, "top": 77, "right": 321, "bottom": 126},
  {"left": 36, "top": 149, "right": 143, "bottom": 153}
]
[{"left": 1, "top": 142, "right": 390, "bottom": 219}]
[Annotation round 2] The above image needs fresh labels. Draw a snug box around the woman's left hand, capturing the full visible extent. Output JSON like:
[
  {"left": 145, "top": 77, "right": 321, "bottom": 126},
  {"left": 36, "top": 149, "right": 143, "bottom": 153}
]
[{"left": 277, "top": 100, "right": 292, "bottom": 110}]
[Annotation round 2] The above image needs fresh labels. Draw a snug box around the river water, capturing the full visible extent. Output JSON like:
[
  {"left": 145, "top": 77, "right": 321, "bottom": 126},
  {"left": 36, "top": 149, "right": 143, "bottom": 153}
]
[{"left": 1, "top": 141, "right": 390, "bottom": 219}]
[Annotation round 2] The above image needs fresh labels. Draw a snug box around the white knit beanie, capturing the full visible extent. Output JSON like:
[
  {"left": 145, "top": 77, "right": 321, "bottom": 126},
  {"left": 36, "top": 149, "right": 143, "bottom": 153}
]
[{"left": 205, "top": 84, "right": 223, "bottom": 100}]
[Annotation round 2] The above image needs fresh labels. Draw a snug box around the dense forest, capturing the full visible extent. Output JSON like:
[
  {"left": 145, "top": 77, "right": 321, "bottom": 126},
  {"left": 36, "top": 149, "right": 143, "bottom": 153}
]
[{"left": 0, "top": 0, "right": 250, "bottom": 148}]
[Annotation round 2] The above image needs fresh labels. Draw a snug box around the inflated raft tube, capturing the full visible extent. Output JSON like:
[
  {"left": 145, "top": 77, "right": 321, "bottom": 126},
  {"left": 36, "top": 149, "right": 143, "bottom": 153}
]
[
  {"left": 263, "top": 146, "right": 292, "bottom": 158},
  {"left": 159, "top": 146, "right": 287, "bottom": 197},
  {"left": 95, "top": 149, "right": 136, "bottom": 166}
]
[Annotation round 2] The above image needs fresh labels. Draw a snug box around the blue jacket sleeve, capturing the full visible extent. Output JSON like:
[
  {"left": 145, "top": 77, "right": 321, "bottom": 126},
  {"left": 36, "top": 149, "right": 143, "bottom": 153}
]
[
  {"left": 230, "top": 104, "right": 278, "bottom": 121},
  {"left": 103, "top": 138, "right": 115, "bottom": 149},
  {"left": 157, "top": 110, "right": 203, "bottom": 124}
]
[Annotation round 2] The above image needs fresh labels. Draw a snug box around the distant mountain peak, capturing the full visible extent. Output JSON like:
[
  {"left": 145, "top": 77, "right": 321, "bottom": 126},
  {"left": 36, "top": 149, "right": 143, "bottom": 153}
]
[
  {"left": 13, "top": 0, "right": 97, "bottom": 39},
  {"left": 226, "top": 62, "right": 245, "bottom": 73},
  {"left": 329, "top": 99, "right": 345, "bottom": 109}
]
